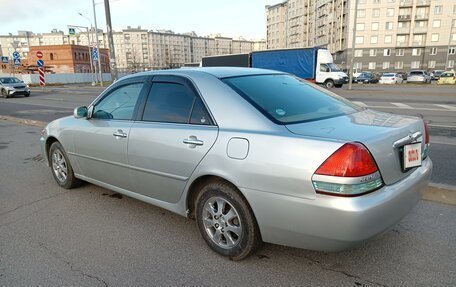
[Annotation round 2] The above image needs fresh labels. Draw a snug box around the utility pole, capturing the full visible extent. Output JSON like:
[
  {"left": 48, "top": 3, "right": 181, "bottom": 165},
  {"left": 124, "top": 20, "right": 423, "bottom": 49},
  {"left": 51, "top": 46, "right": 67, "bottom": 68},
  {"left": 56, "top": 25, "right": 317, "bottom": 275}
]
[
  {"left": 92, "top": 0, "right": 103, "bottom": 86},
  {"left": 446, "top": 16, "right": 455, "bottom": 70},
  {"left": 348, "top": 0, "right": 359, "bottom": 90},
  {"left": 104, "top": 0, "right": 118, "bottom": 82}
]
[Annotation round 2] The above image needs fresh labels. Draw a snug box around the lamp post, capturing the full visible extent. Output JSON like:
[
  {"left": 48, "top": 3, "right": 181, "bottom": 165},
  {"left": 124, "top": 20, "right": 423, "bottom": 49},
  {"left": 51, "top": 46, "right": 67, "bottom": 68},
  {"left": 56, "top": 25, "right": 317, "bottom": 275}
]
[
  {"left": 69, "top": 25, "right": 95, "bottom": 86},
  {"left": 104, "top": 0, "right": 118, "bottom": 81},
  {"left": 348, "top": 0, "right": 359, "bottom": 90},
  {"left": 91, "top": 0, "right": 104, "bottom": 86},
  {"left": 78, "top": 13, "right": 98, "bottom": 85},
  {"left": 446, "top": 15, "right": 455, "bottom": 70}
]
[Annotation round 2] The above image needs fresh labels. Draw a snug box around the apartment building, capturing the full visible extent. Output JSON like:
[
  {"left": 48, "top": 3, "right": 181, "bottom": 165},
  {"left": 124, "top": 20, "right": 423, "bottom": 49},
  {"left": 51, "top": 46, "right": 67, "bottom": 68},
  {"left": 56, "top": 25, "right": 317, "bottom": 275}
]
[
  {"left": 1, "top": 28, "right": 266, "bottom": 72},
  {"left": 266, "top": 0, "right": 456, "bottom": 72}
]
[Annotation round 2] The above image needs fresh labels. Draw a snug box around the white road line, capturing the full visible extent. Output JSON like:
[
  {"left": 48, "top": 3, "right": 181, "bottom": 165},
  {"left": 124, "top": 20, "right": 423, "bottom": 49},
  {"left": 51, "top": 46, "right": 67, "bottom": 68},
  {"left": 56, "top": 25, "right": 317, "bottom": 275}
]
[
  {"left": 352, "top": 101, "right": 367, "bottom": 107},
  {"left": 391, "top": 102, "right": 413, "bottom": 109},
  {"left": 435, "top": 104, "right": 456, "bottom": 111}
]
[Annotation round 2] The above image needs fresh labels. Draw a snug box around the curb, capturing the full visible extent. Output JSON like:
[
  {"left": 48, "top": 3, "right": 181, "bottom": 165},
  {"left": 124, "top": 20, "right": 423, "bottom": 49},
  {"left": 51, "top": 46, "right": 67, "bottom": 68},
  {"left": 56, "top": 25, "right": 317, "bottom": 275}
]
[{"left": 1, "top": 115, "right": 455, "bottom": 205}]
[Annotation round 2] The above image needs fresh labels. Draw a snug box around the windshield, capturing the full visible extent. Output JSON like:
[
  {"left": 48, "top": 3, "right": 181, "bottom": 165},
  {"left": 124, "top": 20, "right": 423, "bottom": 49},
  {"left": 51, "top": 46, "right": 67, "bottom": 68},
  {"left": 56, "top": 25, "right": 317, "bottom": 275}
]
[
  {"left": 222, "top": 74, "right": 360, "bottom": 124},
  {"left": 410, "top": 71, "right": 424, "bottom": 76},
  {"left": 327, "top": 63, "right": 341, "bottom": 72},
  {"left": 0, "top": 77, "right": 21, "bottom": 84}
]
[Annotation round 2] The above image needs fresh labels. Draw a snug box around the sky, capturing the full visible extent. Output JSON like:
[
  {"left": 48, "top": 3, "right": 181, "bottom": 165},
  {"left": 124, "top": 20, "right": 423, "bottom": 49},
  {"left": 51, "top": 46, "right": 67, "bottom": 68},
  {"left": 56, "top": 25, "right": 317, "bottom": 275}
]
[{"left": 0, "top": 0, "right": 280, "bottom": 40}]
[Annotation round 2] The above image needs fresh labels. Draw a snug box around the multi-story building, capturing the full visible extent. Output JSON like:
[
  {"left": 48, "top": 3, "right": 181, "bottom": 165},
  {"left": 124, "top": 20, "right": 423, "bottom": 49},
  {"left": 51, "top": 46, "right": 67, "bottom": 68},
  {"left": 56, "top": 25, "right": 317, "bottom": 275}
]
[
  {"left": 266, "top": 0, "right": 456, "bottom": 72},
  {"left": 1, "top": 27, "right": 266, "bottom": 73}
]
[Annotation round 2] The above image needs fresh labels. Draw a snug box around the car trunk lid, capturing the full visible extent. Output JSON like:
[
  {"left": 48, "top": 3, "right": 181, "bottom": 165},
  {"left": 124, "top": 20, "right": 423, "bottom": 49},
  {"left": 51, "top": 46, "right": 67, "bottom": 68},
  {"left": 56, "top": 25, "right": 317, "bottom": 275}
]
[{"left": 286, "top": 109, "right": 426, "bottom": 185}]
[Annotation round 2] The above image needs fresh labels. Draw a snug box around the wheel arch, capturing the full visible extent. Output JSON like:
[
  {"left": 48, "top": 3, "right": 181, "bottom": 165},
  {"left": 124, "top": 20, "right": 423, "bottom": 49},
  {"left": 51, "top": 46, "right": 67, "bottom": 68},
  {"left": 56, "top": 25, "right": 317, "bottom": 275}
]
[{"left": 45, "top": 136, "right": 59, "bottom": 161}]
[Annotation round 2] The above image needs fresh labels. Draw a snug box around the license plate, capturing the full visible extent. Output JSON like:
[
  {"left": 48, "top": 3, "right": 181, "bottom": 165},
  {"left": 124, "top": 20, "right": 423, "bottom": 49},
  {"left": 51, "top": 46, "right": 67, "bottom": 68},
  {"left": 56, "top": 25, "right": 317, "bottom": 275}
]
[{"left": 403, "top": 142, "right": 422, "bottom": 169}]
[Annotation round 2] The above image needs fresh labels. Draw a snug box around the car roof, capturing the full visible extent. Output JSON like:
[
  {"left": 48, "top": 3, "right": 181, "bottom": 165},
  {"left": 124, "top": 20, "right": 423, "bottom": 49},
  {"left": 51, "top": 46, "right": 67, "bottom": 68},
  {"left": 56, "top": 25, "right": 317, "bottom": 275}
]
[{"left": 121, "top": 67, "right": 284, "bottom": 81}]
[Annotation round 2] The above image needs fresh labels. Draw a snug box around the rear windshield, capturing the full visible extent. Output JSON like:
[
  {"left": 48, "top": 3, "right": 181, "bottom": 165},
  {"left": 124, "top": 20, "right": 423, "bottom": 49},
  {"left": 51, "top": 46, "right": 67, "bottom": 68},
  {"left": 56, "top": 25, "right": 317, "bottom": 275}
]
[
  {"left": 222, "top": 74, "right": 360, "bottom": 124},
  {"left": 410, "top": 71, "right": 424, "bottom": 75},
  {"left": 383, "top": 73, "right": 395, "bottom": 77}
]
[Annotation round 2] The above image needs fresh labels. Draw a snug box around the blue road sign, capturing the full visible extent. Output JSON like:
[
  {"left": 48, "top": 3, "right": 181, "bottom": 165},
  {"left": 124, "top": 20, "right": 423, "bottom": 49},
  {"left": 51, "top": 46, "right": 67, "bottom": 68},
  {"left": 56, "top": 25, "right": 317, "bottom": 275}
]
[
  {"left": 92, "top": 48, "right": 99, "bottom": 61},
  {"left": 13, "top": 58, "right": 21, "bottom": 66},
  {"left": 13, "top": 51, "right": 20, "bottom": 59},
  {"left": 1, "top": 56, "right": 8, "bottom": 64},
  {"left": 37, "top": 59, "right": 44, "bottom": 67}
]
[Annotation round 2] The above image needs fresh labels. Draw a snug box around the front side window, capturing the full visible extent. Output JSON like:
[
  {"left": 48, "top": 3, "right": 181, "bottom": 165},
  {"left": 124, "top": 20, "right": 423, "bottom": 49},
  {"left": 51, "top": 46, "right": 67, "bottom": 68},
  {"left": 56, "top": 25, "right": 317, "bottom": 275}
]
[
  {"left": 93, "top": 82, "right": 144, "bottom": 120},
  {"left": 223, "top": 74, "right": 359, "bottom": 125}
]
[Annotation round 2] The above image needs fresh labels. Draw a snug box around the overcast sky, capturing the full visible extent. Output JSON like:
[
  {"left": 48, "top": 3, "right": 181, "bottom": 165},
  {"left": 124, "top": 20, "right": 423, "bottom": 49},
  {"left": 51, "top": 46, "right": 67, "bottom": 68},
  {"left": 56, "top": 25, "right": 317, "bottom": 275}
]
[{"left": 0, "top": 0, "right": 280, "bottom": 39}]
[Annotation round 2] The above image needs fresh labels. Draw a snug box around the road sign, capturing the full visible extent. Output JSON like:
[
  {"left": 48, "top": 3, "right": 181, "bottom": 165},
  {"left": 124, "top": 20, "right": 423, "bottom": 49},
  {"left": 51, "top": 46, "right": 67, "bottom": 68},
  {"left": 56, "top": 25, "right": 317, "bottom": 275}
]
[
  {"left": 92, "top": 48, "right": 99, "bottom": 61},
  {"left": 39, "top": 67, "right": 45, "bottom": 87},
  {"left": 69, "top": 27, "right": 76, "bottom": 35},
  {"left": 36, "top": 51, "right": 43, "bottom": 59},
  {"left": 13, "top": 58, "right": 21, "bottom": 66},
  {"left": 13, "top": 51, "right": 20, "bottom": 59},
  {"left": 1, "top": 56, "right": 8, "bottom": 64},
  {"left": 37, "top": 59, "right": 44, "bottom": 67}
]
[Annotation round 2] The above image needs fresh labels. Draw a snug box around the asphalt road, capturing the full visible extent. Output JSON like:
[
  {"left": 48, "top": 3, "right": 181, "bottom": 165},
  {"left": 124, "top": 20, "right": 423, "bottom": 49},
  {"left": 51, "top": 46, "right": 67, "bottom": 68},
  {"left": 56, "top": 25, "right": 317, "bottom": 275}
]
[
  {"left": 1, "top": 121, "right": 455, "bottom": 287},
  {"left": 1, "top": 83, "right": 455, "bottom": 186}
]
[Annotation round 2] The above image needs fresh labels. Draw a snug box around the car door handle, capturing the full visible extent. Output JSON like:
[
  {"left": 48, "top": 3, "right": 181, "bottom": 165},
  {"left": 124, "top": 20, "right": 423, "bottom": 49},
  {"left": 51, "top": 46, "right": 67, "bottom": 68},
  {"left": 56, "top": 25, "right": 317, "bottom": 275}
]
[
  {"left": 113, "top": 129, "right": 127, "bottom": 138},
  {"left": 183, "top": 139, "right": 204, "bottom": 146}
]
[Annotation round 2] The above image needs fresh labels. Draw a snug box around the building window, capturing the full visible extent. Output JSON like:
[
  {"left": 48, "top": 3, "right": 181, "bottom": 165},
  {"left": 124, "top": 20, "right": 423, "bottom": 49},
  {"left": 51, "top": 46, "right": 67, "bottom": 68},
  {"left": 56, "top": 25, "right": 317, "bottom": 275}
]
[
  {"left": 356, "top": 23, "right": 365, "bottom": 31},
  {"left": 385, "top": 35, "right": 392, "bottom": 44},
  {"left": 369, "top": 49, "right": 377, "bottom": 56},
  {"left": 358, "top": 10, "right": 366, "bottom": 18},
  {"left": 395, "top": 61, "right": 403, "bottom": 69},
  {"left": 373, "top": 0, "right": 380, "bottom": 3},
  {"left": 369, "top": 62, "right": 376, "bottom": 70},
  {"left": 385, "top": 22, "right": 393, "bottom": 30},
  {"left": 396, "top": 48, "right": 405, "bottom": 56},
  {"left": 387, "top": 8, "right": 395, "bottom": 17},
  {"left": 432, "top": 20, "right": 441, "bottom": 28},
  {"left": 431, "top": 34, "right": 439, "bottom": 42},
  {"left": 355, "top": 50, "right": 363, "bottom": 57},
  {"left": 373, "top": 9, "right": 380, "bottom": 17},
  {"left": 384, "top": 49, "right": 391, "bottom": 56},
  {"left": 356, "top": 36, "right": 364, "bottom": 44},
  {"left": 411, "top": 61, "right": 420, "bottom": 69},
  {"left": 448, "top": 60, "right": 455, "bottom": 68},
  {"left": 430, "top": 47, "right": 438, "bottom": 55},
  {"left": 449, "top": 47, "right": 456, "bottom": 55},
  {"left": 383, "top": 62, "right": 390, "bottom": 69},
  {"left": 372, "top": 22, "right": 379, "bottom": 31},
  {"left": 354, "top": 62, "right": 363, "bottom": 70},
  {"left": 434, "top": 5, "right": 442, "bottom": 15},
  {"left": 428, "top": 61, "right": 436, "bottom": 68},
  {"left": 370, "top": 36, "right": 378, "bottom": 44},
  {"left": 412, "top": 48, "right": 422, "bottom": 56}
]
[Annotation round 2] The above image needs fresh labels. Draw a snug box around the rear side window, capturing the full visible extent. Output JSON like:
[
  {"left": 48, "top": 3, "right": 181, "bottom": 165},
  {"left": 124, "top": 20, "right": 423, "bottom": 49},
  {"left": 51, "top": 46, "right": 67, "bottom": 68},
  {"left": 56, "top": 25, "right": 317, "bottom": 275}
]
[
  {"left": 142, "top": 82, "right": 213, "bottom": 125},
  {"left": 223, "top": 74, "right": 359, "bottom": 124}
]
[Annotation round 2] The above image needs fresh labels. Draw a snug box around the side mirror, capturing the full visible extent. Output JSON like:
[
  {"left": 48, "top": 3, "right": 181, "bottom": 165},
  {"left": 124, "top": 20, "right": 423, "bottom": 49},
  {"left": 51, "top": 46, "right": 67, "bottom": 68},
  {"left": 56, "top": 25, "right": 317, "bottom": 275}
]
[{"left": 74, "top": 106, "right": 88, "bottom": 119}]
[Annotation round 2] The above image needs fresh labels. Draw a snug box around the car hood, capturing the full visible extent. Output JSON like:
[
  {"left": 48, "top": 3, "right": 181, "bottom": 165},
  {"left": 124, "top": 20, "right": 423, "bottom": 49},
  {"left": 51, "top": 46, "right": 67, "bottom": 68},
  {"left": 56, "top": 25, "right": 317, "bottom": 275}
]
[{"left": 285, "top": 109, "right": 426, "bottom": 185}]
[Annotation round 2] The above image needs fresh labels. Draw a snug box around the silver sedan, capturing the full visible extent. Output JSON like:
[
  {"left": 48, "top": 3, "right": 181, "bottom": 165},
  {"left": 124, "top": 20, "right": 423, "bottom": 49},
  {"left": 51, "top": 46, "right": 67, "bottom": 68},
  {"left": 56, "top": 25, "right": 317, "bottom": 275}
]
[{"left": 41, "top": 68, "right": 432, "bottom": 260}]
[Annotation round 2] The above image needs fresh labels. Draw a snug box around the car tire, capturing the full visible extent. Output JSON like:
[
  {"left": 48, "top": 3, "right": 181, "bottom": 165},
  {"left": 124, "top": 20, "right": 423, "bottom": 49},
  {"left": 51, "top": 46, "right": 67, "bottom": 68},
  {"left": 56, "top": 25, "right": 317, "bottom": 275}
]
[
  {"left": 334, "top": 84, "right": 343, "bottom": 88},
  {"left": 196, "top": 180, "right": 262, "bottom": 260},
  {"left": 324, "top": 80, "right": 335, "bottom": 89},
  {"left": 1, "top": 89, "right": 9, "bottom": 98},
  {"left": 49, "top": 141, "right": 81, "bottom": 189},
  {"left": 24, "top": 93, "right": 30, "bottom": 97}
]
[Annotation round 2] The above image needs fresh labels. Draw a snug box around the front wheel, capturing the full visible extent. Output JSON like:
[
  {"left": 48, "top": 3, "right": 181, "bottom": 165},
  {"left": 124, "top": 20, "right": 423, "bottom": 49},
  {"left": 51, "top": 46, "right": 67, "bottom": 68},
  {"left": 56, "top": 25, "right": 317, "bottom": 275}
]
[
  {"left": 24, "top": 92, "right": 30, "bottom": 97},
  {"left": 49, "top": 142, "right": 81, "bottom": 189},
  {"left": 196, "top": 180, "right": 262, "bottom": 260},
  {"left": 324, "top": 80, "right": 335, "bottom": 89},
  {"left": 1, "top": 89, "right": 9, "bottom": 98}
]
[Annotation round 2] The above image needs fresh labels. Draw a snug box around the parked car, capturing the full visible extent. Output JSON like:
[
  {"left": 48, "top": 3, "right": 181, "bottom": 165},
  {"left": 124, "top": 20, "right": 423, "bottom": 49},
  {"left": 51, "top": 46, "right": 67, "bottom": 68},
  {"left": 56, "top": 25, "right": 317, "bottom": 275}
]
[
  {"left": 41, "top": 67, "right": 432, "bottom": 260},
  {"left": 407, "top": 70, "right": 431, "bottom": 84},
  {"left": 0, "top": 77, "right": 30, "bottom": 98},
  {"left": 379, "top": 73, "right": 404, "bottom": 84},
  {"left": 437, "top": 70, "right": 456, "bottom": 85},
  {"left": 430, "top": 70, "right": 445, "bottom": 81},
  {"left": 354, "top": 72, "right": 379, "bottom": 83}
]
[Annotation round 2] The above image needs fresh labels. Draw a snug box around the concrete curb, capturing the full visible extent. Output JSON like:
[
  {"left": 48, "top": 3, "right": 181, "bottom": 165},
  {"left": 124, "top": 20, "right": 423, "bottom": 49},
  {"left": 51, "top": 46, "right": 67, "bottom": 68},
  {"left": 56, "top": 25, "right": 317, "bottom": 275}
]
[{"left": 1, "top": 115, "right": 455, "bottom": 206}]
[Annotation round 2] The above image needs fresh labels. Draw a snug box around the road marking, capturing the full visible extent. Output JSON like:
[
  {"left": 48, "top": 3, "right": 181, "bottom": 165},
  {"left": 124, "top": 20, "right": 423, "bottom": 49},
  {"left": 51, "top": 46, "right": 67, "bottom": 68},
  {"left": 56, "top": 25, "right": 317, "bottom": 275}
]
[
  {"left": 352, "top": 101, "right": 367, "bottom": 107},
  {"left": 435, "top": 104, "right": 456, "bottom": 111},
  {"left": 392, "top": 102, "right": 413, "bottom": 109},
  {"left": 43, "top": 98, "right": 65, "bottom": 101}
]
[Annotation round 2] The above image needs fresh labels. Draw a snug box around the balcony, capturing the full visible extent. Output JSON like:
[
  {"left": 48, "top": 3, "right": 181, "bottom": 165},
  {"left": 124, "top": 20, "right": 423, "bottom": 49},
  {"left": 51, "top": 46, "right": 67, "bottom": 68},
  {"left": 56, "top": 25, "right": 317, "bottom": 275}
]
[
  {"left": 398, "top": 15, "right": 412, "bottom": 21},
  {"left": 397, "top": 27, "right": 411, "bottom": 34},
  {"left": 415, "top": 14, "right": 429, "bottom": 20},
  {"left": 412, "top": 41, "right": 425, "bottom": 46},
  {"left": 416, "top": 0, "right": 430, "bottom": 6},
  {"left": 413, "top": 27, "right": 428, "bottom": 34},
  {"left": 399, "top": 0, "right": 413, "bottom": 7}
]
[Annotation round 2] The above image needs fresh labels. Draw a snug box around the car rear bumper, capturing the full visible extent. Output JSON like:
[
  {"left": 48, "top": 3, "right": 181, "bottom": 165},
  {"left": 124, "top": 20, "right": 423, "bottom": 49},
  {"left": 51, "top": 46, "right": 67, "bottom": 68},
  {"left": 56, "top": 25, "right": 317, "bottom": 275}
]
[{"left": 241, "top": 157, "right": 432, "bottom": 251}]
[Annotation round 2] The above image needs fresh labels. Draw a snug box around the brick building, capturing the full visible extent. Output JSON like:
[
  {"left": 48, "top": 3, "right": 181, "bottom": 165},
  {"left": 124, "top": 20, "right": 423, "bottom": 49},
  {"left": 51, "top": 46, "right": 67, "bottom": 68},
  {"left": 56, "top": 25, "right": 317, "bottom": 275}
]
[{"left": 28, "top": 45, "right": 109, "bottom": 73}]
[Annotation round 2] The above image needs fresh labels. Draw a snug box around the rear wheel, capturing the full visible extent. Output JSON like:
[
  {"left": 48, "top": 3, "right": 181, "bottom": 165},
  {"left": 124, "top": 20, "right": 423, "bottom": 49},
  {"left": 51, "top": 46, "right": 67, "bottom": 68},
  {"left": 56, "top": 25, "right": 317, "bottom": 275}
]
[
  {"left": 324, "top": 80, "right": 335, "bottom": 89},
  {"left": 49, "top": 142, "right": 81, "bottom": 189},
  {"left": 196, "top": 180, "right": 262, "bottom": 260}
]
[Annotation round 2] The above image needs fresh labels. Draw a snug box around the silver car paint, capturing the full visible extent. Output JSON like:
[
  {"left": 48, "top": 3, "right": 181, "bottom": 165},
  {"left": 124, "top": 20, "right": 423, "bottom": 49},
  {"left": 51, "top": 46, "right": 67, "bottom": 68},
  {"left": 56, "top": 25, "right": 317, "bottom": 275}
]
[{"left": 41, "top": 67, "right": 432, "bottom": 251}]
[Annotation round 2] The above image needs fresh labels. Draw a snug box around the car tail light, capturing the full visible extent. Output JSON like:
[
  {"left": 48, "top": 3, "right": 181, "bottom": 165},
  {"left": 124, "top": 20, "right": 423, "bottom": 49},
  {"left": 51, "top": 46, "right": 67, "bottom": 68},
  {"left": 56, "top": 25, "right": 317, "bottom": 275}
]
[{"left": 312, "top": 142, "right": 383, "bottom": 197}]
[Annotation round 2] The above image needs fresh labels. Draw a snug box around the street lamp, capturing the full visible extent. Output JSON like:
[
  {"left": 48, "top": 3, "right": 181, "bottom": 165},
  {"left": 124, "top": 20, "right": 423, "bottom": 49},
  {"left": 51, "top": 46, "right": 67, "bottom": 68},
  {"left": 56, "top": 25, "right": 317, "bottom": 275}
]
[
  {"left": 69, "top": 24, "right": 96, "bottom": 86},
  {"left": 78, "top": 12, "right": 100, "bottom": 86},
  {"left": 446, "top": 15, "right": 455, "bottom": 70},
  {"left": 80, "top": 8, "right": 104, "bottom": 86},
  {"left": 348, "top": 0, "right": 360, "bottom": 90}
]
